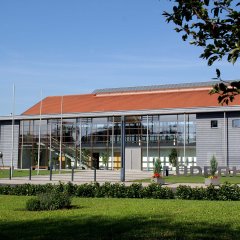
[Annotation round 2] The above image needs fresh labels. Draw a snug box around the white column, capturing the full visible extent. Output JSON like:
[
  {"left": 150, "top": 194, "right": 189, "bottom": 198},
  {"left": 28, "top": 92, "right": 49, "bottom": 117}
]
[
  {"left": 147, "top": 115, "right": 149, "bottom": 171},
  {"left": 37, "top": 90, "right": 43, "bottom": 175},
  {"left": 49, "top": 122, "right": 52, "bottom": 168},
  {"left": 59, "top": 96, "right": 63, "bottom": 172},
  {"left": 224, "top": 112, "right": 227, "bottom": 166},
  {"left": 79, "top": 118, "right": 82, "bottom": 168},
  {"left": 184, "top": 113, "right": 186, "bottom": 166},
  {"left": 10, "top": 83, "right": 15, "bottom": 177},
  {"left": 20, "top": 122, "right": 23, "bottom": 169},
  {"left": 111, "top": 116, "right": 114, "bottom": 170}
]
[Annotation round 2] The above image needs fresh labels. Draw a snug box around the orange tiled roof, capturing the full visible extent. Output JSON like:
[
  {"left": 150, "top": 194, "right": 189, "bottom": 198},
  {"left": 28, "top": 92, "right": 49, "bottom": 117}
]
[{"left": 22, "top": 89, "right": 239, "bottom": 115}]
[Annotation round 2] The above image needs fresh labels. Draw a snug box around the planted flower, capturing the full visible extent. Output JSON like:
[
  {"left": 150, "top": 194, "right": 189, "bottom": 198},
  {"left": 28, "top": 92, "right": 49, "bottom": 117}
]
[
  {"left": 152, "top": 158, "right": 164, "bottom": 184},
  {"left": 153, "top": 172, "right": 161, "bottom": 178}
]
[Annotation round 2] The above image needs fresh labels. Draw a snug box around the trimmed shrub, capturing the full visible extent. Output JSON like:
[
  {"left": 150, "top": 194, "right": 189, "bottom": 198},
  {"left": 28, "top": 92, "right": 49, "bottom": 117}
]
[
  {"left": 64, "top": 182, "right": 77, "bottom": 196},
  {"left": 39, "top": 191, "right": 71, "bottom": 210},
  {"left": 205, "top": 184, "right": 219, "bottom": 200},
  {"left": 141, "top": 183, "right": 174, "bottom": 199},
  {"left": 75, "top": 183, "right": 97, "bottom": 197},
  {"left": 176, "top": 185, "right": 193, "bottom": 200},
  {"left": 176, "top": 185, "right": 206, "bottom": 200},
  {"left": 3, "top": 182, "right": 240, "bottom": 201},
  {"left": 26, "top": 191, "right": 71, "bottom": 211},
  {"left": 152, "top": 186, "right": 174, "bottom": 199},
  {"left": 26, "top": 198, "right": 41, "bottom": 211},
  {"left": 218, "top": 182, "right": 240, "bottom": 201},
  {"left": 126, "top": 183, "right": 143, "bottom": 198},
  {"left": 141, "top": 183, "right": 160, "bottom": 198}
]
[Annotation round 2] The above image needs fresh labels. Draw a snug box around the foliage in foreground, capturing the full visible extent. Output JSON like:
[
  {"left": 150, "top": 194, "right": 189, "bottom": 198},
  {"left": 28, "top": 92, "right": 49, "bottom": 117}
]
[
  {"left": 26, "top": 191, "right": 71, "bottom": 211},
  {"left": 1, "top": 182, "right": 240, "bottom": 201},
  {"left": 163, "top": 0, "right": 240, "bottom": 104}
]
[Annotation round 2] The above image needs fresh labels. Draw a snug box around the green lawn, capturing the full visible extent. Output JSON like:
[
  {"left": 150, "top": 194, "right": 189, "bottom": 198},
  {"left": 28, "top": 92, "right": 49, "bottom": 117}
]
[
  {"left": 135, "top": 175, "right": 240, "bottom": 184},
  {"left": 0, "top": 169, "right": 68, "bottom": 178},
  {"left": 0, "top": 195, "right": 240, "bottom": 239}
]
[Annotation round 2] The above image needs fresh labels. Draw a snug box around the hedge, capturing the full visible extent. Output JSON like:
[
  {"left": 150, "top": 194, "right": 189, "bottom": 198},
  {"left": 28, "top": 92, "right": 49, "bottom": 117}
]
[{"left": 0, "top": 182, "right": 240, "bottom": 201}]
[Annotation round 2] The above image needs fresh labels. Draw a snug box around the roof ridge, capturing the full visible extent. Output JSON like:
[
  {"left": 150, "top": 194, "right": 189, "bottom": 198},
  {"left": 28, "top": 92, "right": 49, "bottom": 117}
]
[{"left": 92, "top": 80, "right": 235, "bottom": 94}]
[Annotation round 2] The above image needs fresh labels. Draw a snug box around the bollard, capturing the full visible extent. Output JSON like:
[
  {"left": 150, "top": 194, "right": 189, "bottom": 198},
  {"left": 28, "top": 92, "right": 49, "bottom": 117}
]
[
  {"left": 9, "top": 167, "right": 11, "bottom": 180},
  {"left": 29, "top": 166, "right": 32, "bottom": 180},
  {"left": 71, "top": 167, "right": 74, "bottom": 182},
  {"left": 50, "top": 166, "right": 52, "bottom": 181},
  {"left": 94, "top": 168, "right": 96, "bottom": 182}
]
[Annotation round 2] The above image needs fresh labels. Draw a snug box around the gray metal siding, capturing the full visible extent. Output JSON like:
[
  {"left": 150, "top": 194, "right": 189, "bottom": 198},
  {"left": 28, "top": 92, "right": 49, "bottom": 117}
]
[
  {"left": 228, "top": 117, "right": 240, "bottom": 167},
  {"left": 196, "top": 117, "right": 226, "bottom": 167},
  {"left": 0, "top": 121, "right": 19, "bottom": 168}
]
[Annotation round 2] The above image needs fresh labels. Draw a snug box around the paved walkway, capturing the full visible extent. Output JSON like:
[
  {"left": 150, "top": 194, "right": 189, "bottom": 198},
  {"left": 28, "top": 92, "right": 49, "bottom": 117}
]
[{"left": 0, "top": 170, "right": 207, "bottom": 188}]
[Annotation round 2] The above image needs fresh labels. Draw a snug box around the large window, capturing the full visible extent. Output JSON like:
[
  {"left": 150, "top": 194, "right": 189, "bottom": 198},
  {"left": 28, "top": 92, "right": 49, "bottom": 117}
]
[{"left": 19, "top": 113, "right": 197, "bottom": 171}]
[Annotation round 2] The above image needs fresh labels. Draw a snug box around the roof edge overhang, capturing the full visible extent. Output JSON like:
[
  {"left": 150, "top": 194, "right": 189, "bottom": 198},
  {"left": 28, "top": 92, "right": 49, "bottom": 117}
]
[{"left": 1, "top": 105, "right": 240, "bottom": 121}]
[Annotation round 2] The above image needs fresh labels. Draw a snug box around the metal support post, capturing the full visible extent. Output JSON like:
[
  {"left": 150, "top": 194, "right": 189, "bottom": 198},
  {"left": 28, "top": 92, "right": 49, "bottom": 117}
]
[
  {"left": 71, "top": 167, "right": 74, "bottom": 182},
  {"left": 9, "top": 167, "right": 11, "bottom": 180},
  {"left": 50, "top": 165, "right": 52, "bottom": 181},
  {"left": 29, "top": 166, "right": 32, "bottom": 180},
  {"left": 121, "top": 116, "right": 125, "bottom": 182},
  {"left": 94, "top": 168, "right": 96, "bottom": 182}
]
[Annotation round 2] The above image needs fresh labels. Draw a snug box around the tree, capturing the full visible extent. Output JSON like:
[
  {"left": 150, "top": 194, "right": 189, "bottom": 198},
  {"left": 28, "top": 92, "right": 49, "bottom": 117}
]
[
  {"left": 163, "top": 0, "right": 240, "bottom": 104},
  {"left": 210, "top": 155, "right": 218, "bottom": 177},
  {"left": 101, "top": 152, "right": 109, "bottom": 169},
  {"left": 169, "top": 148, "right": 178, "bottom": 167},
  {"left": 153, "top": 158, "right": 162, "bottom": 175}
]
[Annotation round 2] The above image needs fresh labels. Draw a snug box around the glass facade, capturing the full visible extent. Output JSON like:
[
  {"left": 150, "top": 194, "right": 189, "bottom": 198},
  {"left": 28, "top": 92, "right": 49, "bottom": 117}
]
[{"left": 18, "top": 114, "right": 196, "bottom": 170}]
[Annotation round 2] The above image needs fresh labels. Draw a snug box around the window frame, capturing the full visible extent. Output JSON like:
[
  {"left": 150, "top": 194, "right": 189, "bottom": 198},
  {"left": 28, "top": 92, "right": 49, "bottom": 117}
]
[
  {"left": 232, "top": 119, "right": 240, "bottom": 128},
  {"left": 211, "top": 120, "right": 218, "bottom": 128}
]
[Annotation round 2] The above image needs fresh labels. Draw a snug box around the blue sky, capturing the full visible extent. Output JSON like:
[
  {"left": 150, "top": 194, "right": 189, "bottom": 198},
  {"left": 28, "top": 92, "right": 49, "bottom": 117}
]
[{"left": 0, "top": 0, "right": 239, "bottom": 115}]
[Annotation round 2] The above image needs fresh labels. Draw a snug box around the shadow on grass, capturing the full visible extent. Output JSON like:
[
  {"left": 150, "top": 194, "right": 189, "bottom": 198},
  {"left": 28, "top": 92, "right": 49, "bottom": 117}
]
[{"left": 0, "top": 213, "right": 238, "bottom": 240}]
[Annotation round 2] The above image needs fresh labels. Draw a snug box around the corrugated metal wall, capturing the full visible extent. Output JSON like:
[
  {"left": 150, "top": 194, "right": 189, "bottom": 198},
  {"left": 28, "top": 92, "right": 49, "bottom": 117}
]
[
  {"left": 0, "top": 121, "right": 19, "bottom": 168},
  {"left": 227, "top": 112, "right": 240, "bottom": 167},
  {"left": 197, "top": 112, "right": 240, "bottom": 168},
  {"left": 196, "top": 113, "right": 226, "bottom": 167}
]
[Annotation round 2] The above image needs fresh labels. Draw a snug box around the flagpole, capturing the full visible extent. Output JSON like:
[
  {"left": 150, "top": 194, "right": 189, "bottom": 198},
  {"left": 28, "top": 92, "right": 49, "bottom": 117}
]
[
  {"left": 59, "top": 95, "right": 63, "bottom": 173},
  {"left": 37, "top": 89, "right": 43, "bottom": 175},
  {"left": 10, "top": 83, "right": 15, "bottom": 178}
]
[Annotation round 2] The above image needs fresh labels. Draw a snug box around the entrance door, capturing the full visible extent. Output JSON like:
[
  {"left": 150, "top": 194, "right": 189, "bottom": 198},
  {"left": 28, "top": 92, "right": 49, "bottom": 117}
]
[{"left": 125, "top": 147, "right": 141, "bottom": 170}]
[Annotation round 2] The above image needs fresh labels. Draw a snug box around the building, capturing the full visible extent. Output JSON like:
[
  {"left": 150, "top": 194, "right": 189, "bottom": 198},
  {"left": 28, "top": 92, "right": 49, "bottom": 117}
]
[{"left": 0, "top": 80, "right": 240, "bottom": 171}]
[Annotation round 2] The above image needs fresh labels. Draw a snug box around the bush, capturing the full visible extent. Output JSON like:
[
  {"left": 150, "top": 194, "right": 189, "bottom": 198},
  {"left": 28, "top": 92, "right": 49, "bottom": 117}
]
[
  {"left": 3, "top": 182, "right": 240, "bottom": 201},
  {"left": 26, "top": 198, "right": 41, "bottom": 211},
  {"left": 176, "top": 185, "right": 206, "bottom": 200},
  {"left": 218, "top": 182, "right": 240, "bottom": 201},
  {"left": 126, "top": 183, "right": 143, "bottom": 198},
  {"left": 26, "top": 191, "right": 71, "bottom": 211},
  {"left": 75, "top": 183, "right": 97, "bottom": 197}
]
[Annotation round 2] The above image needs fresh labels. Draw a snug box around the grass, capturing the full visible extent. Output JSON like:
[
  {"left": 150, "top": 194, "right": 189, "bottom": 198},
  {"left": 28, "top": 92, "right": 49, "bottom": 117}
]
[
  {"left": 0, "top": 169, "right": 68, "bottom": 178},
  {"left": 0, "top": 195, "right": 240, "bottom": 239},
  {"left": 134, "top": 175, "right": 240, "bottom": 184}
]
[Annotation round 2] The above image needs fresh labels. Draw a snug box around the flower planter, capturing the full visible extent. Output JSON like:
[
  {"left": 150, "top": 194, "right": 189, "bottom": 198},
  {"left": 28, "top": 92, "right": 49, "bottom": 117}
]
[
  {"left": 153, "top": 178, "right": 165, "bottom": 184},
  {"left": 205, "top": 177, "right": 220, "bottom": 186}
]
